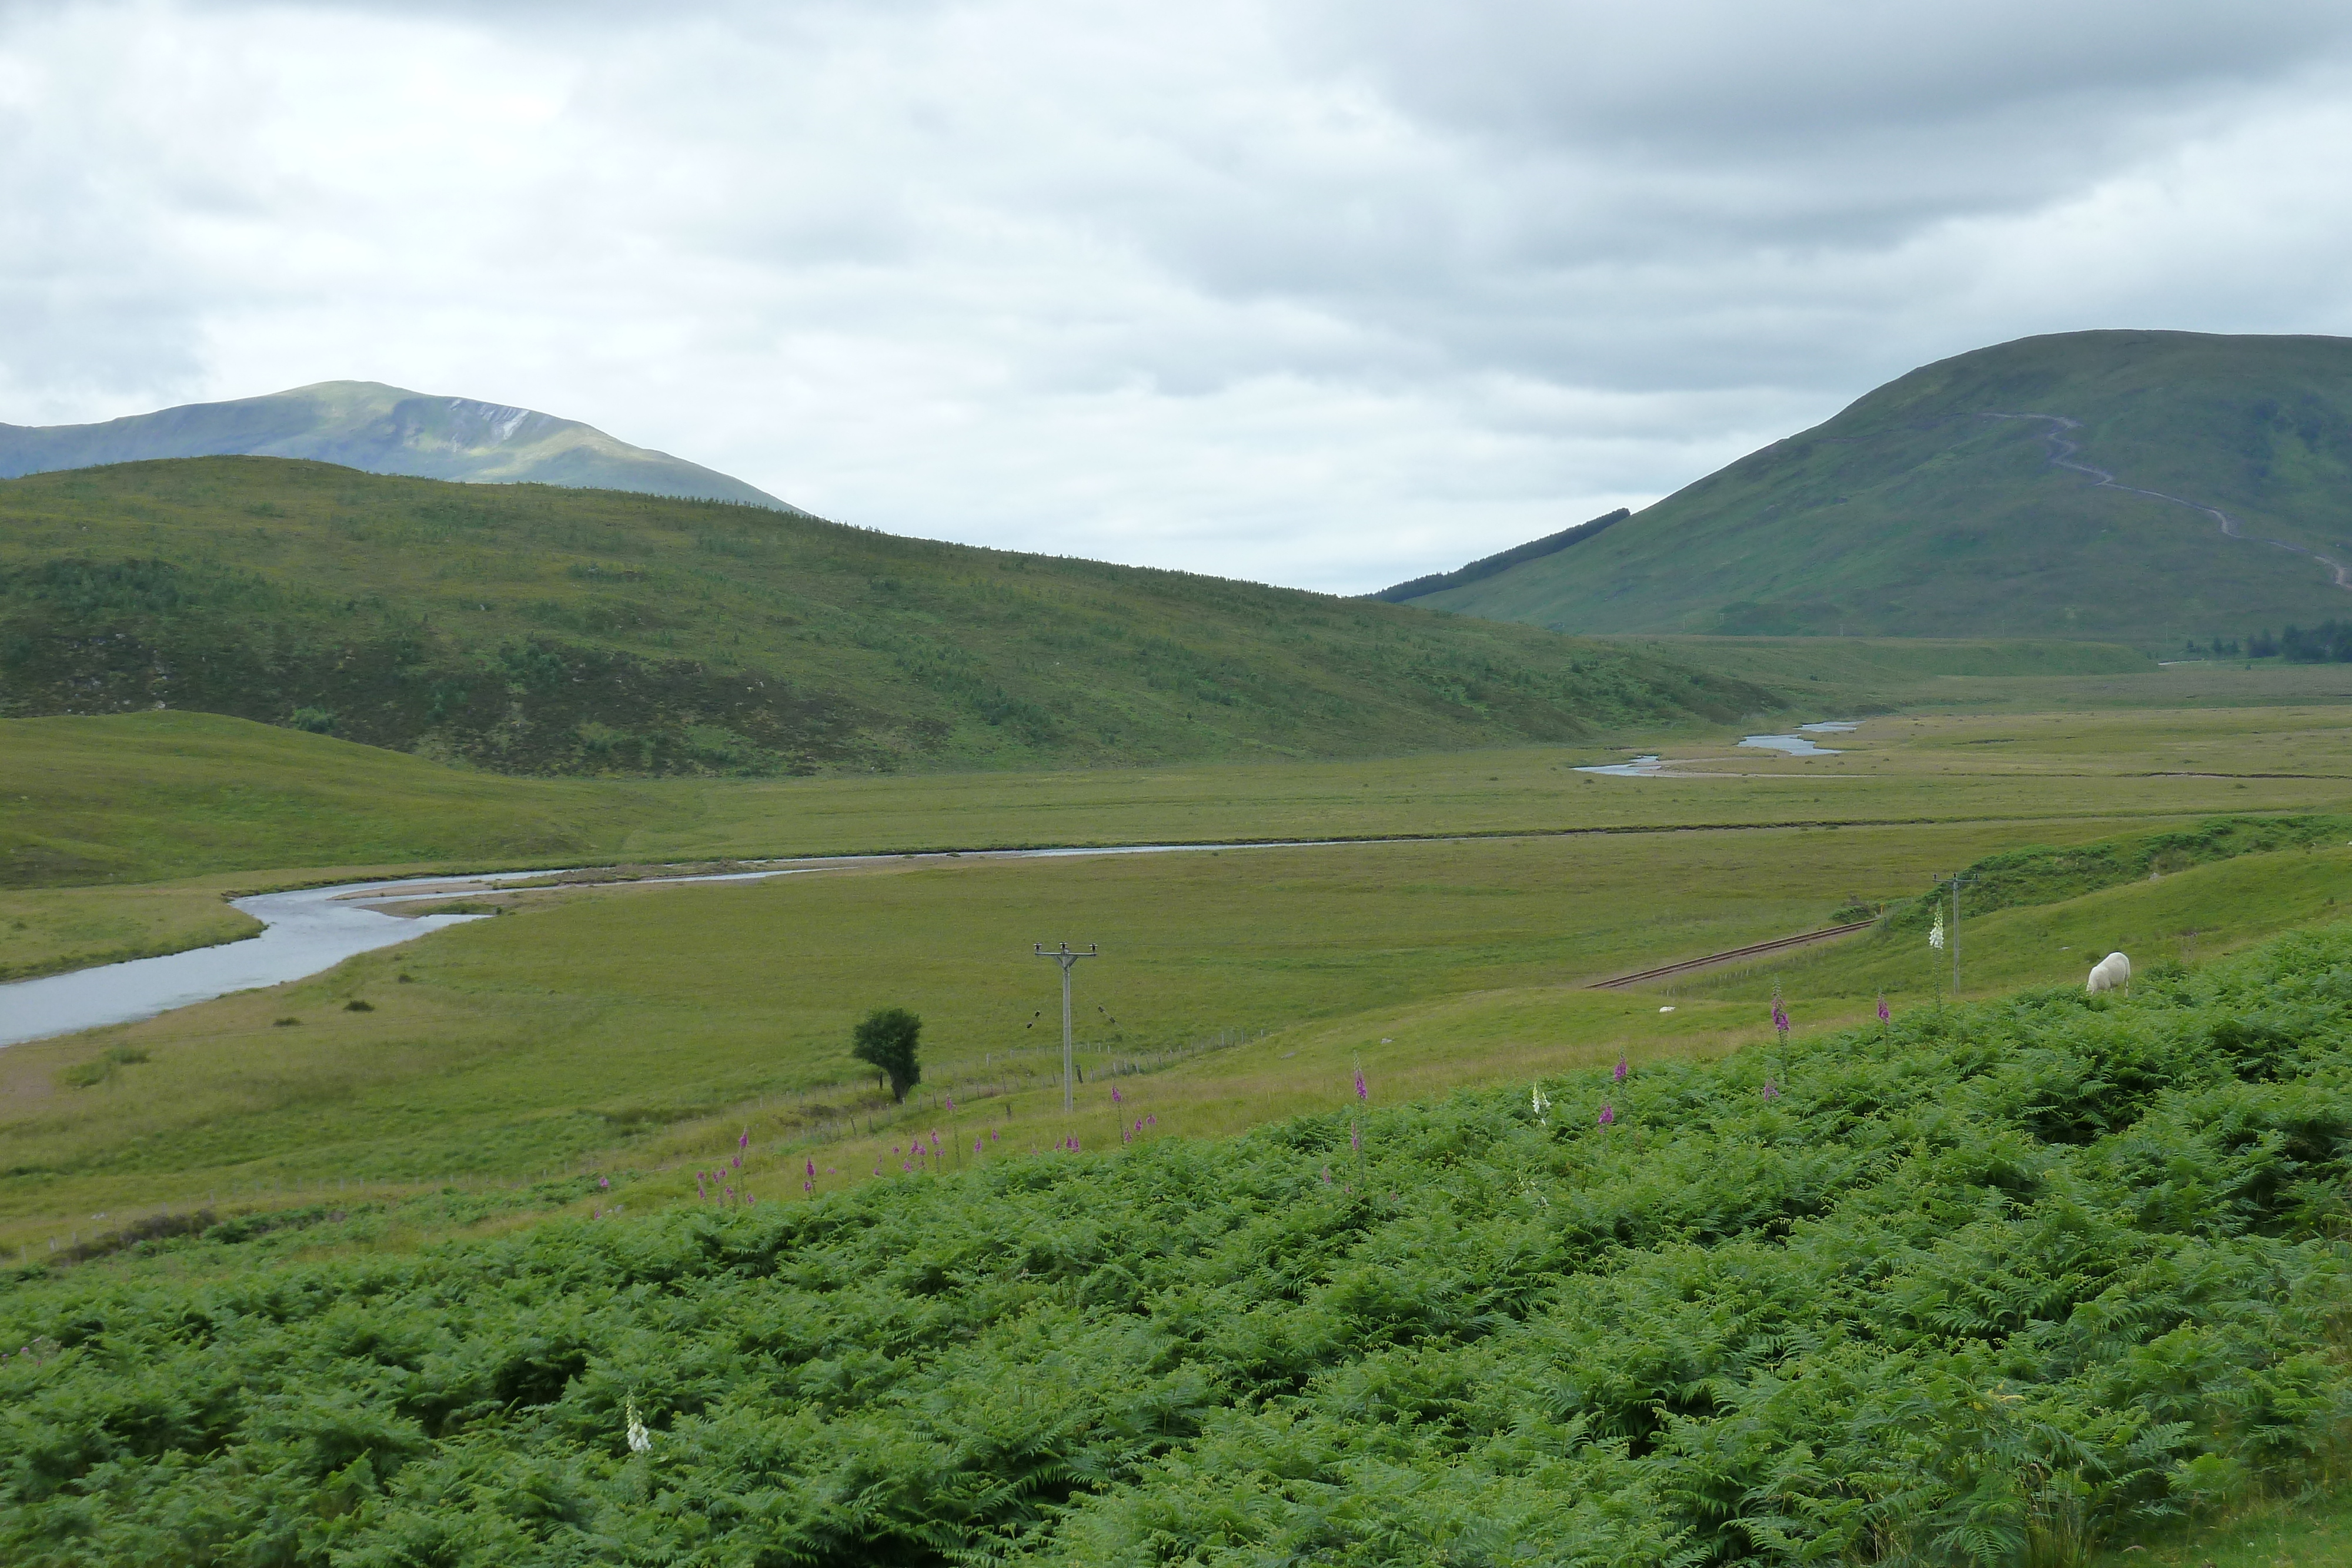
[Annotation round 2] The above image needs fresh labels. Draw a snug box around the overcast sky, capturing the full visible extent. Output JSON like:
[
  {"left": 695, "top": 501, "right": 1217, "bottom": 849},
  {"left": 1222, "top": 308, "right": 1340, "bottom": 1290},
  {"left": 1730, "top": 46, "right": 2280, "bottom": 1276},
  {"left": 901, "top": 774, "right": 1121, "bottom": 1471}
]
[{"left": 8, "top": 1, "right": 2352, "bottom": 592}]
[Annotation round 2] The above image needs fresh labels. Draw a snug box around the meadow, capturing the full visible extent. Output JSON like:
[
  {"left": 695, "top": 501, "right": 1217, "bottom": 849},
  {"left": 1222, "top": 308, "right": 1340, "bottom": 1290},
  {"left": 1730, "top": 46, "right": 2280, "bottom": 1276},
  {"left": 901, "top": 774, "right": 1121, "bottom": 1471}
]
[
  {"left": 8, "top": 928, "right": 2352, "bottom": 1565},
  {"left": 6, "top": 688, "right": 2352, "bottom": 1249},
  {"left": 11, "top": 676, "right": 2351, "bottom": 883}
]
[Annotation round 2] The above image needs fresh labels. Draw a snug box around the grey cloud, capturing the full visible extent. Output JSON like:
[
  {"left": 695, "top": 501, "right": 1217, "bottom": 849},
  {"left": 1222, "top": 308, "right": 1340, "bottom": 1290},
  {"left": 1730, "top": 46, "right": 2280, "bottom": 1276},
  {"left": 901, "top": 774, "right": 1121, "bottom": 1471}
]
[
  {"left": 1291, "top": 1, "right": 2352, "bottom": 146},
  {"left": 7, "top": 0, "right": 2352, "bottom": 591}
]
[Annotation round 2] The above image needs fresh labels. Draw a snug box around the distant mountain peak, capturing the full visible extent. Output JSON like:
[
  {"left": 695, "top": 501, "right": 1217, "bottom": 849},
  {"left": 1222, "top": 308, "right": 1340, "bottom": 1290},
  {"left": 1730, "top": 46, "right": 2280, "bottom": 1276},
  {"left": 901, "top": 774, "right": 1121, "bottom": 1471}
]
[{"left": 0, "top": 381, "right": 804, "bottom": 512}]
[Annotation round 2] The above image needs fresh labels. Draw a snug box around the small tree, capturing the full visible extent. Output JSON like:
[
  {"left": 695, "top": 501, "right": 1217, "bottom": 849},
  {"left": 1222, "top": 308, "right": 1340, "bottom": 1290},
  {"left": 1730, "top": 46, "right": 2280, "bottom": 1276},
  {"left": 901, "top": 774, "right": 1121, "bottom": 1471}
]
[{"left": 851, "top": 1007, "right": 922, "bottom": 1102}]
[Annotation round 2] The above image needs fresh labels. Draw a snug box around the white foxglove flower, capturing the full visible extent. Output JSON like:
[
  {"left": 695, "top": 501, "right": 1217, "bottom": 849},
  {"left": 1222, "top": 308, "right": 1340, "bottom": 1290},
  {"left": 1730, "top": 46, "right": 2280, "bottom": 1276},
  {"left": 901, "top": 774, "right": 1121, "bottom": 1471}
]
[
  {"left": 1928, "top": 911, "right": 1946, "bottom": 951},
  {"left": 1531, "top": 1082, "right": 1551, "bottom": 1122},
  {"left": 625, "top": 1396, "right": 653, "bottom": 1454}
]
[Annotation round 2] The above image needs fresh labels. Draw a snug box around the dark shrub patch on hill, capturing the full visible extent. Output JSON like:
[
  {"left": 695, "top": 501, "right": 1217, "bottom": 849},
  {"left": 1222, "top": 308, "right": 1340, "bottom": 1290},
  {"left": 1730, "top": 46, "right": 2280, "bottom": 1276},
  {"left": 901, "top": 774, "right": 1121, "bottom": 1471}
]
[
  {"left": 0, "top": 557, "right": 907, "bottom": 774},
  {"left": 0, "top": 460, "right": 1775, "bottom": 775}
]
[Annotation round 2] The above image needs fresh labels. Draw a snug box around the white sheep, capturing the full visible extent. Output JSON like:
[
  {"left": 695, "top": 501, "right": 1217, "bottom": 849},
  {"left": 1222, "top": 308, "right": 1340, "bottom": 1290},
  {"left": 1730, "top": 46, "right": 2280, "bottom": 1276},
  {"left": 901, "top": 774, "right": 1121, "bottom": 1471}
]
[{"left": 2086, "top": 951, "right": 2130, "bottom": 995}]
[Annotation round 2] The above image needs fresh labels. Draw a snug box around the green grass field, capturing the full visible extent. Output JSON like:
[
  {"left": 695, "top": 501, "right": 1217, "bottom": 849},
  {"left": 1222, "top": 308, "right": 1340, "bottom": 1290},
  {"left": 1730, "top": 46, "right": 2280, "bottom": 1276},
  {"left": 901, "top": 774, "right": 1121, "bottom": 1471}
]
[
  {"left": 6, "top": 691, "right": 2352, "bottom": 1250},
  {"left": 12, "top": 807, "right": 2352, "bottom": 1253},
  {"left": 0, "top": 878, "right": 262, "bottom": 982},
  {"left": 0, "top": 821, "right": 2066, "bottom": 1241},
  {"left": 2085, "top": 1493, "right": 2352, "bottom": 1567},
  {"left": 1, "top": 712, "right": 672, "bottom": 888},
  {"left": 11, "top": 686, "right": 2352, "bottom": 888}
]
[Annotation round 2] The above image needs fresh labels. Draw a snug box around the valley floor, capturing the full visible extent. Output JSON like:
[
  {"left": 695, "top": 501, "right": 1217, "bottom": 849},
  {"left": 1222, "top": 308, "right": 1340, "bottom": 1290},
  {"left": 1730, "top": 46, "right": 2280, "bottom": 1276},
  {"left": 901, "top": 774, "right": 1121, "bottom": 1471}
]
[{"left": 5, "top": 681, "right": 2352, "bottom": 1253}]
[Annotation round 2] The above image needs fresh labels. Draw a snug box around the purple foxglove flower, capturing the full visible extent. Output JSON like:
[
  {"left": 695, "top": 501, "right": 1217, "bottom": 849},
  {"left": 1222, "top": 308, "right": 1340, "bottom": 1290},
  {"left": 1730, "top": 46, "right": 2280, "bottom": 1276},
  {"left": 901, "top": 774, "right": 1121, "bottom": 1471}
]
[
  {"left": 806, "top": 1158, "right": 816, "bottom": 1178},
  {"left": 803, "top": 1180, "right": 811, "bottom": 1193},
  {"left": 1763, "top": 1079, "right": 1780, "bottom": 1100},
  {"left": 946, "top": 1095, "right": 956, "bottom": 1112},
  {"left": 975, "top": 1138, "right": 983, "bottom": 1153},
  {"left": 739, "top": 1131, "right": 749, "bottom": 1151},
  {"left": 1877, "top": 993, "right": 1889, "bottom": 1023},
  {"left": 599, "top": 1176, "right": 610, "bottom": 1190},
  {"left": 1597, "top": 1103, "right": 1615, "bottom": 1126},
  {"left": 1351, "top": 1121, "right": 1361, "bottom": 1153},
  {"left": 1321, "top": 1165, "right": 1332, "bottom": 1183},
  {"left": 1613, "top": 1056, "right": 1628, "bottom": 1084},
  {"left": 1147, "top": 1115, "right": 1156, "bottom": 1126},
  {"left": 1111, "top": 1086, "right": 1122, "bottom": 1105},
  {"left": 1354, "top": 1066, "right": 1368, "bottom": 1102}
]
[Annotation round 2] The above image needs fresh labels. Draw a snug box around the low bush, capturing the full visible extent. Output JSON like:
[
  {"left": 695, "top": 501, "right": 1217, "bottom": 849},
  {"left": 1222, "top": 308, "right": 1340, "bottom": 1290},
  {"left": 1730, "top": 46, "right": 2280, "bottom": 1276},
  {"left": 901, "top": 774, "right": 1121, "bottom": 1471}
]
[{"left": 8, "top": 930, "right": 2352, "bottom": 1564}]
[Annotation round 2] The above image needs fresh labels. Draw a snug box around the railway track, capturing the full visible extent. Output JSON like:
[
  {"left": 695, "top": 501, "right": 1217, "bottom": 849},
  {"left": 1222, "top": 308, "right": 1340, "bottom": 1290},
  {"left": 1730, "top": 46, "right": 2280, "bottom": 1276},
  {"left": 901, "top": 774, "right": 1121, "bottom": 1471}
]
[{"left": 1587, "top": 918, "right": 1878, "bottom": 989}]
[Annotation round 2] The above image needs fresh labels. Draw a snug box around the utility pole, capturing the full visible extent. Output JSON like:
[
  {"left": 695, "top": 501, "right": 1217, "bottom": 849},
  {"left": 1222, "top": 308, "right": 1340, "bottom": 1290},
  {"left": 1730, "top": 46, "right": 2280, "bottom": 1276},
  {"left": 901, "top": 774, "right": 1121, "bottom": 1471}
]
[
  {"left": 1034, "top": 943, "right": 1099, "bottom": 1113},
  {"left": 1943, "top": 872, "right": 1975, "bottom": 997}
]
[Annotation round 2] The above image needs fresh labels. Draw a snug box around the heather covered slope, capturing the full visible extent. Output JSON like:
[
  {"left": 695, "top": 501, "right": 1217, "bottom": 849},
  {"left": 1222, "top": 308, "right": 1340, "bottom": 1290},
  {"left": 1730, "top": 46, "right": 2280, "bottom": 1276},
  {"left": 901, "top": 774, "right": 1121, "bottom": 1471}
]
[
  {"left": 0, "top": 458, "right": 1772, "bottom": 775},
  {"left": 7, "top": 927, "right": 2352, "bottom": 1564},
  {"left": 0, "top": 380, "right": 796, "bottom": 510},
  {"left": 1412, "top": 330, "right": 2352, "bottom": 645}
]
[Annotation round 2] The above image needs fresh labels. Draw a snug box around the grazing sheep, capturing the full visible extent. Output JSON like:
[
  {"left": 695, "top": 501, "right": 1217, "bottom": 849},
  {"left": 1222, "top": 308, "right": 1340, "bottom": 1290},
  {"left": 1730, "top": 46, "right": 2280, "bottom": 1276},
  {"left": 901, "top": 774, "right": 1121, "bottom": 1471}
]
[{"left": 2086, "top": 951, "right": 2130, "bottom": 995}]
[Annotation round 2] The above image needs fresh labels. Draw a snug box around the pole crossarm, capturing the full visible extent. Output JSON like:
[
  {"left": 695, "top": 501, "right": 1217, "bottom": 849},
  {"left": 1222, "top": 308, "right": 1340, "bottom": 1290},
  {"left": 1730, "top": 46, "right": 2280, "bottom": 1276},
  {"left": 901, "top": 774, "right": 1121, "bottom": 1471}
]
[{"left": 1034, "top": 943, "right": 1100, "bottom": 1114}]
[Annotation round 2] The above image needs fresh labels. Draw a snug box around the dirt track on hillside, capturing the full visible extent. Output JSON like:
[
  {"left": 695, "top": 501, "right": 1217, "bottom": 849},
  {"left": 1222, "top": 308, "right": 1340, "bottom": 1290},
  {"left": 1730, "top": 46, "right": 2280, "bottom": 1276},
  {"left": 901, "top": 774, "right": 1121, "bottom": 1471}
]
[{"left": 1982, "top": 410, "right": 2352, "bottom": 590}]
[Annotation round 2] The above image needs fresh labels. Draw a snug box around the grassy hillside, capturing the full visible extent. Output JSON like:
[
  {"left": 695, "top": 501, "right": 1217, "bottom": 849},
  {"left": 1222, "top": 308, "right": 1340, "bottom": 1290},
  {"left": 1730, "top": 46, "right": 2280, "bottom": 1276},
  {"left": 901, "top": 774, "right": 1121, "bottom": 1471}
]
[
  {"left": 9, "top": 928, "right": 2352, "bottom": 1564},
  {"left": 0, "top": 457, "right": 1772, "bottom": 775},
  {"left": 0, "top": 713, "right": 673, "bottom": 888},
  {"left": 1415, "top": 330, "right": 2352, "bottom": 644},
  {"left": 0, "top": 380, "right": 794, "bottom": 509}
]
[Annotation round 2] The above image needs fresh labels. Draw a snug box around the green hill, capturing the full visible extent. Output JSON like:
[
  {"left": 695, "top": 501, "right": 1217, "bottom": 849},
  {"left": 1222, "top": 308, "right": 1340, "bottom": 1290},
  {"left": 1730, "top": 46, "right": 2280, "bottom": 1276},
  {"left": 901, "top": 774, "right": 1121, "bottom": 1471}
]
[
  {"left": 1410, "top": 330, "right": 2352, "bottom": 646},
  {"left": 0, "top": 381, "right": 796, "bottom": 509},
  {"left": 0, "top": 459, "right": 1772, "bottom": 775}
]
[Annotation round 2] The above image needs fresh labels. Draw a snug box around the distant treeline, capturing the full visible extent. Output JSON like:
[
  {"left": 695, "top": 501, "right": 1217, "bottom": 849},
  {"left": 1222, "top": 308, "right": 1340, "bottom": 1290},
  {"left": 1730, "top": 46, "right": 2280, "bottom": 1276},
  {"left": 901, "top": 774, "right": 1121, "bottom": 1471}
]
[
  {"left": 2199, "top": 623, "right": 2352, "bottom": 661},
  {"left": 1368, "top": 508, "right": 1629, "bottom": 604}
]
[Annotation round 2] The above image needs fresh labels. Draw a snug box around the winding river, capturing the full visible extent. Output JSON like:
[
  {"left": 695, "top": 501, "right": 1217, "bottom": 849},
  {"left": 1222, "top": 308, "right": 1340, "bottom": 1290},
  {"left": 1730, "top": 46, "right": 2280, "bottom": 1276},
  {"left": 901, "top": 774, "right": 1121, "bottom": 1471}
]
[
  {"left": 0, "top": 842, "right": 1328, "bottom": 1049},
  {"left": 2, "top": 730, "right": 1872, "bottom": 1051}
]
